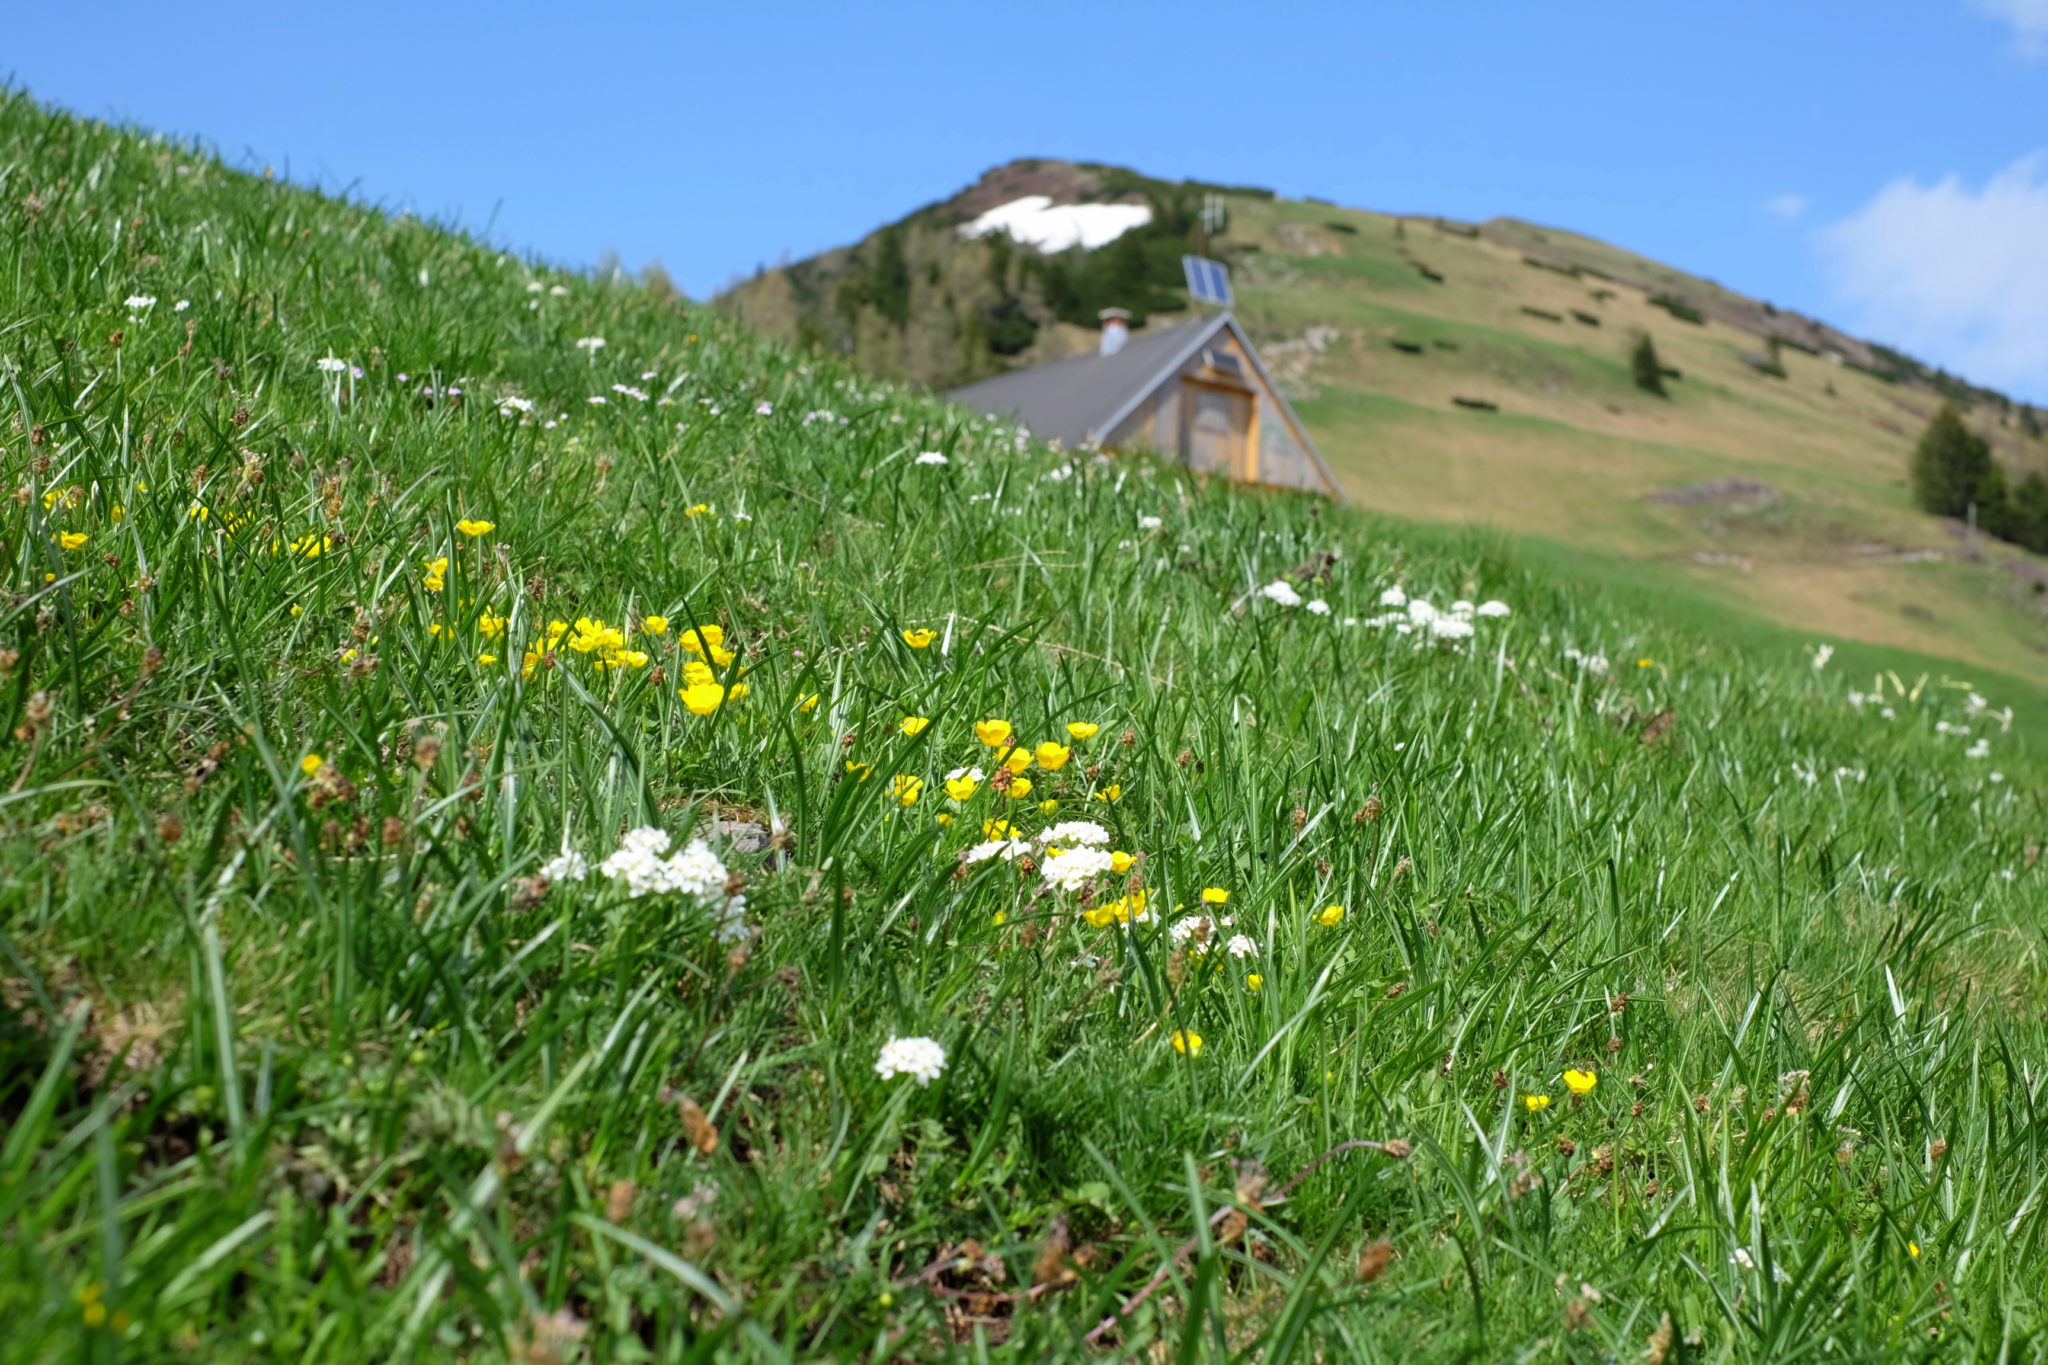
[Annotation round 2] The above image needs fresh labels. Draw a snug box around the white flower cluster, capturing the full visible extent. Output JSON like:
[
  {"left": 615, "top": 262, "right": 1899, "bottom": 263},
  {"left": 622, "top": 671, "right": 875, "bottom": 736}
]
[
  {"left": 572, "top": 826, "right": 748, "bottom": 940},
  {"left": 1355, "top": 590, "right": 1508, "bottom": 642},
  {"left": 574, "top": 335, "right": 606, "bottom": 351},
  {"left": 1040, "top": 845, "right": 1115, "bottom": 892},
  {"left": 1258, "top": 580, "right": 1303, "bottom": 607},
  {"left": 316, "top": 356, "right": 350, "bottom": 374},
  {"left": 125, "top": 294, "right": 157, "bottom": 311},
  {"left": 875, "top": 1036, "right": 947, "bottom": 1086},
  {"left": 1037, "top": 821, "right": 1109, "bottom": 848},
  {"left": 965, "top": 837, "right": 1032, "bottom": 864},
  {"left": 539, "top": 850, "right": 589, "bottom": 882},
  {"left": 914, "top": 450, "right": 949, "bottom": 465},
  {"left": 1562, "top": 646, "right": 1611, "bottom": 675}
]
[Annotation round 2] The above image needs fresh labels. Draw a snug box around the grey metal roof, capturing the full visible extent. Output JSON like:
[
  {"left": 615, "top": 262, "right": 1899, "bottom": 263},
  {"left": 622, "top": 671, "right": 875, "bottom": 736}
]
[{"left": 945, "top": 313, "right": 1228, "bottom": 448}]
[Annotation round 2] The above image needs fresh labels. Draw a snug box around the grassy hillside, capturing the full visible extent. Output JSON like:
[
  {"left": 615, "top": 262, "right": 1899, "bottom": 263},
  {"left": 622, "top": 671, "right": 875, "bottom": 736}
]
[
  {"left": 721, "top": 162, "right": 2048, "bottom": 693},
  {"left": 7, "top": 91, "right": 2048, "bottom": 1362}
]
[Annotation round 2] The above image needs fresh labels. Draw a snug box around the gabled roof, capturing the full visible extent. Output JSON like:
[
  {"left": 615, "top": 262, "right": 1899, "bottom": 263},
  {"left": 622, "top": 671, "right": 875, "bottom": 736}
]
[
  {"left": 946, "top": 312, "right": 1342, "bottom": 500},
  {"left": 947, "top": 313, "right": 1226, "bottom": 450}
]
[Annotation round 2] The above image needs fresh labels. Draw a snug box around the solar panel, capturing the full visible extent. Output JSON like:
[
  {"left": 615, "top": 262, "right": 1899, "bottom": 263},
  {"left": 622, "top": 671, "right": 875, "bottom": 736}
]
[{"left": 1182, "top": 255, "right": 1233, "bottom": 307}]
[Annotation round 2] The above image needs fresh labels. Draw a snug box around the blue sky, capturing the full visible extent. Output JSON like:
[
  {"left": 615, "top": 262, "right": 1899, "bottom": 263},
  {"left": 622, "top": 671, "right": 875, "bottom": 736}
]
[{"left": 12, "top": 0, "right": 2047, "bottom": 399}]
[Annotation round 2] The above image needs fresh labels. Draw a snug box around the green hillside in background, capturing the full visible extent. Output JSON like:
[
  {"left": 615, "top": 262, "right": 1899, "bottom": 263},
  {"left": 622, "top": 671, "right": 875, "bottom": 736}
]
[{"left": 718, "top": 160, "right": 2048, "bottom": 690}]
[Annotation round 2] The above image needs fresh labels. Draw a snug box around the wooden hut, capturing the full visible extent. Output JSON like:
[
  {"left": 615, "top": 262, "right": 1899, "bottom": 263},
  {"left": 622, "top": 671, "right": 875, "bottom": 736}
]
[{"left": 946, "top": 311, "right": 1341, "bottom": 499}]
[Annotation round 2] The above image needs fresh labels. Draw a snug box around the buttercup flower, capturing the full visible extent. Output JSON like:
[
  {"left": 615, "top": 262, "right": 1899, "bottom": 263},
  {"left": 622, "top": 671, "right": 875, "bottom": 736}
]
[
  {"left": 900, "top": 716, "right": 930, "bottom": 736},
  {"left": 422, "top": 556, "right": 449, "bottom": 592},
  {"left": 680, "top": 682, "right": 725, "bottom": 714},
  {"left": 1034, "top": 741, "right": 1072, "bottom": 770},
  {"left": 1066, "top": 722, "right": 1100, "bottom": 740},
  {"left": 1000, "top": 747, "right": 1035, "bottom": 775},
  {"left": 889, "top": 774, "right": 924, "bottom": 806},
  {"left": 1170, "top": 1030, "right": 1203, "bottom": 1057},
  {"left": 300, "top": 754, "right": 325, "bottom": 777},
  {"left": 901, "top": 628, "right": 936, "bottom": 649},
  {"left": 1201, "top": 888, "right": 1230, "bottom": 905},
  {"left": 456, "top": 518, "right": 495, "bottom": 537},
  {"left": 1093, "top": 785, "right": 1122, "bottom": 803},
  {"left": 943, "top": 767, "right": 983, "bottom": 801},
  {"left": 58, "top": 531, "right": 88, "bottom": 551},
  {"left": 1316, "top": 904, "right": 1345, "bottom": 927},
  {"left": 1563, "top": 1068, "right": 1597, "bottom": 1096},
  {"left": 641, "top": 615, "right": 669, "bottom": 634},
  {"left": 1110, "top": 850, "right": 1136, "bottom": 873},
  {"left": 796, "top": 693, "right": 820, "bottom": 713},
  {"left": 1524, "top": 1094, "right": 1551, "bottom": 1113},
  {"left": 1245, "top": 974, "right": 1264, "bottom": 993},
  {"left": 975, "top": 719, "right": 1012, "bottom": 748},
  {"left": 1006, "top": 777, "right": 1034, "bottom": 799}
]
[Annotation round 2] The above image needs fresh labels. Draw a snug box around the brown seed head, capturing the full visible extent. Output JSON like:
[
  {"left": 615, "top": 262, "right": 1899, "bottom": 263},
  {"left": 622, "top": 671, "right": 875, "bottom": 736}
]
[{"left": 1356, "top": 1239, "right": 1395, "bottom": 1283}]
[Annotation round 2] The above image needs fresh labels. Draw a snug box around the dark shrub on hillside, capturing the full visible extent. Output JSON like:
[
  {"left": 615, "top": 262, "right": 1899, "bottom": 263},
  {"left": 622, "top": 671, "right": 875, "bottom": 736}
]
[
  {"left": 1453, "top": 396, "right": 1499, "bottom": 411},
  {"left": 2011, "top": 472, "right": 2048, "bottom": 553},
  {"left": 837, "top": 226, "right": 913, "bottom": 327},
  {"left": 1910, "top": 404, "right": 1997, "bottom": 520},
  {"left": 1520, "top": 307, "right": 1563, "bottom": 322},
  {"left": 1648, "top": 294, "right": 1705, "bottom": 325},
  {"left": 1390, "top": 339, "right": 1424, "bottom": 354},
  {"left": 1632, "top": 335, "right": 1668, "bottom": 397},
  {"left": 1571, "top": 310, "right": 1601, "bottom": 326},
  {"left": 1412, "top": 262, "right": 1445, "bottom": 283},
  {"left": 1433, "top": 219, "right": 1480, "bottom": 238},
  {"left": 1325, "top": 220, "right": 1359, "bottom": 234}
]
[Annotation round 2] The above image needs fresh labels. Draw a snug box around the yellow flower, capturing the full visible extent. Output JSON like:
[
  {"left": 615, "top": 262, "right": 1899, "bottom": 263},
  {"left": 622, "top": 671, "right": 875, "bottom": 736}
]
[
  {"left": 1246, "top": 974, "right": 1264, "bottom": 994},
  {"left": 944, "top": 773, "right": 981, "bottom": 801},
  {"left": 300, "top": 754, "right": 325, "bottom": 777},
  {"left": 1110, "top": 850, "right": 1135, "bottom": 874},
  {"left": 477, "top": 653, "right": 498, "bottom": 666},
  {"left": 936, "top": 812, "right": 953, "bottom": 826},
  {"left": 1908, "top": 1242, "right": 1920, "bottom": 1259},
  {"left": 1170, "top": 1029, "right": 1203, "bottom": 1057},
  {"left": 457, "top": 518, "right": 496, "bottom": 537},
  {"left": 900, "top": 716, "right": 930, "bottom": 736},
  {"left": 477, "top": 610, "right": 507, "bottom": 638},
  {"left": 1066, "top": 722, "right": 1100, "bottom": 740},
  {"left": 684, "top": 503, "right": 711, "bottom": 518},
  {"left": 901, "top": 628, "right": 937, "bottom": 649},
  {"left": 428, "top": 623, "right": 452, "bottom": 639},
  {"left": 992, "top": 910, "right": 1007, "bottom": 927},
  {"left": 58, "top": 531, "right": 88, "bottom": 551},
  {"left": 975, "top": 719, "right": 1012, "bottom": 748},
  {"left": 1039, "top": 799, "right": 1059, "bottom": 813},
  {"left": 1563, "top": 1068, "right": 1597, "bottom": 1096},
  {"left": 680, "top": 624, "right": 734, "bottom": 663},
  {"left": 1316, "top": 904, "right": 1345, "bottom": 927},
  {"left": 889, "top": 774, "right": 924, "bottom": 806},
  {"left": 983, "top": 819, "right": 1016, "bottom": 839},
  {"left": 797, "top": 692, "right": 820, "bottom": 713},
  {"left": 682, "top": 660, "right": 716, "bottom": 687},
  {"left": 110, "top": 505, "right": 125, "bottom": 522},
  {"left": 845, "top": 760, "right": 873, "bottom": 781},
  {"left": 1034, "top": 741, "right": 1072, "bottom": 771},
  {"left": 1202, "top": 888, "right": 1230, "bottom": 905},
  {"left": 680, "top": 682, "right": 725, "bottom": 714},
  {"left": 727, "top": 681, "right": 749, "bottom": 701},
  {"left": 1006, "top": 777, "right": 1034, "bottom": 799},
  {"left": 642, "top": 614, "right": 668, "bottom": 634},
  {"left": 1524, "top": 1094, "right": 1551, "bottom": 1113},
  {"left": 290, "top": 533, "right": 332, "bottom": 558},
  {"left": 1093, "top": 785, "right": 1122, "bottom": 803},
  {"left": 1001, "top": 747, "right": 1034, "bottom": 775},
  {"left": 1637, "top": 658, "right": 1655, "bottom": 669},
  {"left": 1083, "top": 903, "right": 1118, "bottom": 928},
  {"left": 422, "top": 556, "right": 449, "bottom": 592},
  {"left": 290, "top": 604, "right": 303, "bottom": 617},
  {"left": 188, "top": 502, "right": 210, "bottom": 522}
]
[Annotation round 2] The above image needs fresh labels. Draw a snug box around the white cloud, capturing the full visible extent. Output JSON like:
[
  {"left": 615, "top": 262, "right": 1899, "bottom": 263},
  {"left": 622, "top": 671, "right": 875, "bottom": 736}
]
[
  {"left": 958, "top": 195, "right": 1152, "bottom": 253},
  {"left": 1820, "top": 151, "right": 2048, "bottom": 399},
  {"left": 1762, "top": 193, "right": 1808, "bottom": 220},
  {"left": 1974, "top": 0, "right": 2048, "bottom": 58}
]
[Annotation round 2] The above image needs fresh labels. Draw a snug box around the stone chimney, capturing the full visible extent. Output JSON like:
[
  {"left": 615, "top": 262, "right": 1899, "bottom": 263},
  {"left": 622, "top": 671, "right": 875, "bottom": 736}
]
[{"left": 1098, "top": 308, "right": 1131, "bottom": 356}]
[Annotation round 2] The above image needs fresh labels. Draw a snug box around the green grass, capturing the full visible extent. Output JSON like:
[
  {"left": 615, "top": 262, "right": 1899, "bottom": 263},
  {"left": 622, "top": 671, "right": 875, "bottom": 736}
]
[{"left": 6, "top": 90, "right": 2048, "bottom": 1363}]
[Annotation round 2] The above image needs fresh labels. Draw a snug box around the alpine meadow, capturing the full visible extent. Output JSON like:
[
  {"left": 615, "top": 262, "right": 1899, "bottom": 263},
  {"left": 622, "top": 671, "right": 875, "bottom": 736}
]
[{"left": 8, "top": 88, "right": 2048, "bottom": 1365}]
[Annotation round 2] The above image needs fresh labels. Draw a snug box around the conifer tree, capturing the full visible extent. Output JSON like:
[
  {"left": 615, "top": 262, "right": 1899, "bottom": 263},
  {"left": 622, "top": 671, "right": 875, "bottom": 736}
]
[
  {"left": 1910, "top": 404, "right": 1995, "bottom": 519},
  {"left": 1631, "top": 334, "right": 1667, "bottom": 397}
]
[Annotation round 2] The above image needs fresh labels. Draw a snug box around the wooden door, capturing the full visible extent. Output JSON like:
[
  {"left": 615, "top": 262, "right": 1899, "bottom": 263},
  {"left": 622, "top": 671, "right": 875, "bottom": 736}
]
[{"left": 1181, "top": 381, "right": 1252, "bottom": 477}]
